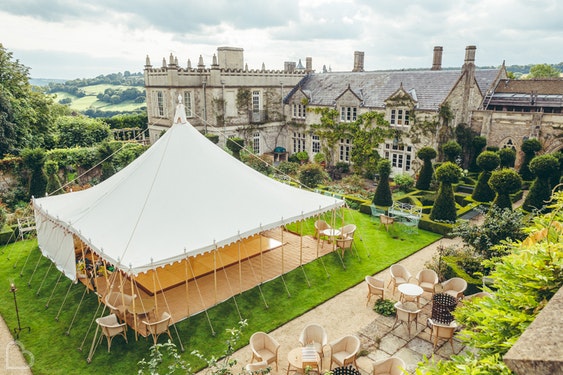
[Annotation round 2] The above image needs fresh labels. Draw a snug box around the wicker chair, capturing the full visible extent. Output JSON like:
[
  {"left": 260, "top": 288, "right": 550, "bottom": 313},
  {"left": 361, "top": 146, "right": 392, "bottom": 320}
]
[
  {"left": 392, "top": 301, "right": 421, "bottom": 338},
  {"left": 365, "top": 276, "right": 385, "bottom": 305},
  {"left": 372, "top": 357, "right": 406, "bottom": 375},
  {"left": 415, "top": 269, "right": 439, "bottom": 294},
  {"left": 142, "top": 311, "right": 172, "bottom": 345},
  {"left": 428, "top": 318, "right": 458, "bottom": 352},
  {"left": 249, "top": 332, "right": 280, "bottom": 370},
  {"left": 96, "top": 314, "right": 127, "bottom": 352},
  {"left": 438, "top": 277, "right": 468, "bottom": 300},
  {"left": 299, "top": 323, "right": 328, "bottom": 368},
  {"left": 388, "top": 264, "right": 413, "bottom": 293},
  {"left": 104, "top": 292, "right": 135, "bottom": 322},
  {"left": 336, "top": 224, "right": 357, "bottom": 257},
  {"left": 244, "top": 360, "right": 268, "bottom": 374},
  {"left": 329, "top": 335, "right": 360, "bottom": 369},
  {"left": 314, "top": 220, "right": 331, "bottom": 244}
]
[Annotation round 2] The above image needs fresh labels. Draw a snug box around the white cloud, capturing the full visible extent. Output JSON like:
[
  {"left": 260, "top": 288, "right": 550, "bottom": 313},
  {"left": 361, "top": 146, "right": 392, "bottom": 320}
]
[{"left": 1, "top": 0, "right": 562, "bottom": 79}]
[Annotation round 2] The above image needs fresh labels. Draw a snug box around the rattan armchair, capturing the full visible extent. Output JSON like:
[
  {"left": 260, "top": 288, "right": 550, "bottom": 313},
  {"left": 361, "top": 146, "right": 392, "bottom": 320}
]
[
  {"left": 388, "top": 264, "right": 413, "bottom": 293},
  {"left": 329, "top": 335, "right": 360, "bottom": 369},
  {"left": 372, "top": 357, "right": 406, "bottom": 375},
  {"left": 249, "top": 332, "right": 280, "bottom": 370},
  {"left": 365, "top": 276, "right": 385, "bottom": 305},
  {"left": 415, "top": 269, "right": 439, "bottom": 294},
  {"left": 438, "top": 277, "right": 468, "bottom": 300},
  {"left": 96, "top": 314, "right": 127, "bottom": 352},
  {"left": 299, "top": 323, "right": 328, "bottom": 368},
  {"left": 392, "top": 301, "right": 421, "bottom": 338},
  {"left": 142, "top": 311, "right": 172, "bottom": 345}
]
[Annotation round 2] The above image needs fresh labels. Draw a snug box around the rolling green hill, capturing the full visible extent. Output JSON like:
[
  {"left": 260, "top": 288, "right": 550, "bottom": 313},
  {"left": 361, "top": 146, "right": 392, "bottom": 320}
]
[{"left": 51, "top": 83, "right": 146, "bottom": 115}]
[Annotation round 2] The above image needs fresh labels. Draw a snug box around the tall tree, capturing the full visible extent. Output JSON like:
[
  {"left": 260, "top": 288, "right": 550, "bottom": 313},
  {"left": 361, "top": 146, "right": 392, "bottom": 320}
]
[
  {"left": 0, "top": 43, "right": 59, "bottom": 156},
  {"left": 527, "top": 63, "right": 561, "bottom": 78}
]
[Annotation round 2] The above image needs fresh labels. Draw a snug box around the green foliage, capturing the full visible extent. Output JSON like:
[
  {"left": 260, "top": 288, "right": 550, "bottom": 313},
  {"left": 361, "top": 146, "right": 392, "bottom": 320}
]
[
  {"left": 206, "top": 133, "right": 220, "bottom": 144},
  {"left": 0, "top": 44, "right": 59, "bottom": 156},
  {"left": 434, "top": 161, "right": 461, "bottom": 185},
  {"left": 452, "top": 206, "right": 526, "bottom": 259},
  {"left": 498, "top": 147, "right": 516, "bottom": 168},
  {"left": 373, "top": 299, "right": 396, "bottom": 316},
  {"left": 372, "top": 159, "right": 393, "bottom": 207},
  {"left": 245, "top": 155, "right": 273, "bottom": 175},
  {"left": 55, "top": 116, "right": 112, "bottom": 148},
  {"left": 138, "top": 321, "right": 254, "bottom": 375},
  {"left": 313, "top": 152, "right": 326, "bottom": 164},
  {"left": 310, "top": 108, "right": 391, "bottom": 173},
  {"left": 441, "top": 141, "right": 462, "bottom": 163},
  {"left": 527, "top": 63, "right": 561, "bottom": 78},
  {"left": 430, "top": 162, "right": 461, "bottom": 222},
  {"left": 0, "top": 203, "right": 7, "bottom": 228},
  {"left": 393, "top": 173, "right": 414, "bottom": 192},
  {"left": 298, "top": 163, "right": 328, "bottom": 188},
  {"left": 489, "top": 168, "right": 522, "bottom": 210},
  {"left": 523, "top": 154, "right": 560, "bottom": 212},
  {"left": 469, "top": 136, "right": 487, "bottom": 172},
  {"left": 295, "top": 151, "right": 309, "bottom": 163},
  {"left": 103, "top": 113, "right": 148, "bottom": 131},
  {"left": 518, "top": 138, "right": 542, "bottom": 181},
  {"left": 44, "top": 160, "right": 62, "bottom": 195},
  {"left": 419, "top": 193, "right": 563, "bottom": 374},
  {"left": 277, "top": 161, "right": 300, "bottom": 177},
  {"left": 415, "top": 147, "right": 437, "bottom": 190},
  {"left": 226, "top": 137, "right": 244, "bottom": 160},
  {"left": 335, "top": 162, "right": 350, "bottom": 174},
  {"left": 472, "top": 151, "right": 500, "bottom": 202},
  {"left": 21, "top": 148, "right": 47, "bottom": 199}
]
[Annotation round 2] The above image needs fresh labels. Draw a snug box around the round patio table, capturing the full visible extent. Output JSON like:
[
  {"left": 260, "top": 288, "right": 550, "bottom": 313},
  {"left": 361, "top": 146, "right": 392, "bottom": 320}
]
[
  {"left": 287, "top": 347, "right": 320, "bottom": 375},
  {"left": 398, "top": 283, "right": 423, "bottom": 306}
]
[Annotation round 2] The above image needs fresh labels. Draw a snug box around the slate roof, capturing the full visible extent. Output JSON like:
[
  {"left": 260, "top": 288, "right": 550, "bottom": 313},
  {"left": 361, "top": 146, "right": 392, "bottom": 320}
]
[
  {"left": 292, "top": 69, "right": 500, "bottom": 111},
  {"left": 488, "top": 79, "right": 563, "bottom": 109}
]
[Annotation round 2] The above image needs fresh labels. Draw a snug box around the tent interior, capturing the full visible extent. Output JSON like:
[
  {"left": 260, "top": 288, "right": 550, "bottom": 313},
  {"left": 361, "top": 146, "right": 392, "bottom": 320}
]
[{"left": 75, "top": 223, "right": 342, "bottom": 339}]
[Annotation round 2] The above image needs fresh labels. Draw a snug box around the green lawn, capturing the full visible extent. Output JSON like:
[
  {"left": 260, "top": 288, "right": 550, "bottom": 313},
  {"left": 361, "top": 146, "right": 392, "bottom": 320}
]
[{"left": 0, "top": 209, "right": 440, "bottom": 374}]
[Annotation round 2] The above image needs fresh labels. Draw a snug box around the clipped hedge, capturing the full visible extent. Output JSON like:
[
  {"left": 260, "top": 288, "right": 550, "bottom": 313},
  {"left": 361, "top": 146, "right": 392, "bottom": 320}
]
[{"left": 0, "top": 225, "right": 16, "bottom": 245}]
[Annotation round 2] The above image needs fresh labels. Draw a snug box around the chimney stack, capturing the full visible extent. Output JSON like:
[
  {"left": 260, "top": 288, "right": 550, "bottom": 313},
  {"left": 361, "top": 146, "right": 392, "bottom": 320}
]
[
  {"left": 464, "top": 45, "right": 476, "bottom": 65},
  {"left": 306, "top": 57, "right": 312, "bottom": 72},
  {"left": 431, "top": 46, "right": 443, "bottom": 70},
  {"left": 353, "top": 51, "right": 364, "bottom": 72}
]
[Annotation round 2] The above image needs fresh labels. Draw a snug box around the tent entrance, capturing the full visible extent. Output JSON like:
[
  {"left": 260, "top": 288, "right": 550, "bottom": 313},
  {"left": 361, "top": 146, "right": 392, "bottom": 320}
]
[{"left": 134, "top": 234, "right": 282, "bottom": 296}]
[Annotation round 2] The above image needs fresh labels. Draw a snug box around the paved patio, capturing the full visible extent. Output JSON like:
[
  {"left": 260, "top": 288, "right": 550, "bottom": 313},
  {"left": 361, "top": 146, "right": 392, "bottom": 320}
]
[{"left": 219, "top": 236, "right": 470, "bottom": 375}]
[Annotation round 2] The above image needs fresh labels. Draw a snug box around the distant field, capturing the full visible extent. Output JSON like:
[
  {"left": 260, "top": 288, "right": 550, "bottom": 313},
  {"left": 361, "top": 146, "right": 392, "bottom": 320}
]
[{"left": 51, "top": 84, "right": 145, "bottom": 113}]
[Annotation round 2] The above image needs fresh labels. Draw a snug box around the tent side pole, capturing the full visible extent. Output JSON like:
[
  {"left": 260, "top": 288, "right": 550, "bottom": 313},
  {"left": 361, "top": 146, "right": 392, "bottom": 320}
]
[
  {"left": 66, "top": 285, "right": 88, "bottom": 335},
  {"left": 184, "top": 257, "right": 190, "bottom": 316},
  {"left": 299, "top": 215, "right": 311, "bottom": 287},
  {"left": 45, "top": 272, "right": 63, "bottom": 309},
  {"left": 280, "top": 224, "right": 291, "bottom": 297},
  {"left": 55, "top": 280, "right": 74, "bottom": 322}
]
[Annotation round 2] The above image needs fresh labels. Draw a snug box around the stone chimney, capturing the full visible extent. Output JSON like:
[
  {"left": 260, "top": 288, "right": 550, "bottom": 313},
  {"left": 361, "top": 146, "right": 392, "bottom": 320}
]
[
  {"left": 353, "top": 51, "right": 364, "bottom": 72},
  {"left": 464, "top": 45, "right": 476, "bottom": 65},
  {"left": 284, "top": 61, "right": 296, "bottom": 72},
  {"left": 306, "top": 57, "right": 312, "bottom": 72},
  {"left": 431, "top": 46, "right": 443, "bottom": 70}
]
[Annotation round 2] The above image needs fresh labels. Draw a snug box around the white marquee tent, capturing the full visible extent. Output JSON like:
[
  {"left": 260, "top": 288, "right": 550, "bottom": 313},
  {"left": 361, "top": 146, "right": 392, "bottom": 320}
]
[{"left": 33, "top": 101, "right": 344, "bottom": 285}]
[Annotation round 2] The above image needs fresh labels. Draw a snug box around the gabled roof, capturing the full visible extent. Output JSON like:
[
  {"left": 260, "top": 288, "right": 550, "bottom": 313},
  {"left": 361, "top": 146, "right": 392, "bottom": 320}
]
[{"left": 292, "top": 69, "right": 500, "bottom": 110}]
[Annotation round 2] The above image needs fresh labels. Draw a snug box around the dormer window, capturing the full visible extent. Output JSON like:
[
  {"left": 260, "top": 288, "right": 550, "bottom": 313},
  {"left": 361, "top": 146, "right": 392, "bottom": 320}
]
[
  {"left": 390, "top": 109, "right": 409, "bottom": 126},
  {"left": 292, "top": 103, "right": 307, "bottom": 119},
  {"left": 340, "top": 107, "right": 357, "bottom": 122}
]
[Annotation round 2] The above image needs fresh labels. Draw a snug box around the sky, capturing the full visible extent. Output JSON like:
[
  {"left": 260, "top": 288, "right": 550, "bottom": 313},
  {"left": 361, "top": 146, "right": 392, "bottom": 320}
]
[{"left": 1, "top": 0, "right": 562, "bottom": 80}]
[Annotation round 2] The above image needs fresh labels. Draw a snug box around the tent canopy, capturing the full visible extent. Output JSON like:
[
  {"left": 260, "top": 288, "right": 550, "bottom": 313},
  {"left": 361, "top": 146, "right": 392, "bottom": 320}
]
[{"left": 34, "top": 102, "right": 344, "bottom": 278}]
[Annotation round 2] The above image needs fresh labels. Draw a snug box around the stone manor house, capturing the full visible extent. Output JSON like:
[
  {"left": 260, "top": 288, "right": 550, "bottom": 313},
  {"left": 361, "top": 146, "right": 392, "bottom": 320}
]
[{"left": 144, "top": 46, "right": 563, "bottom": 175}]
